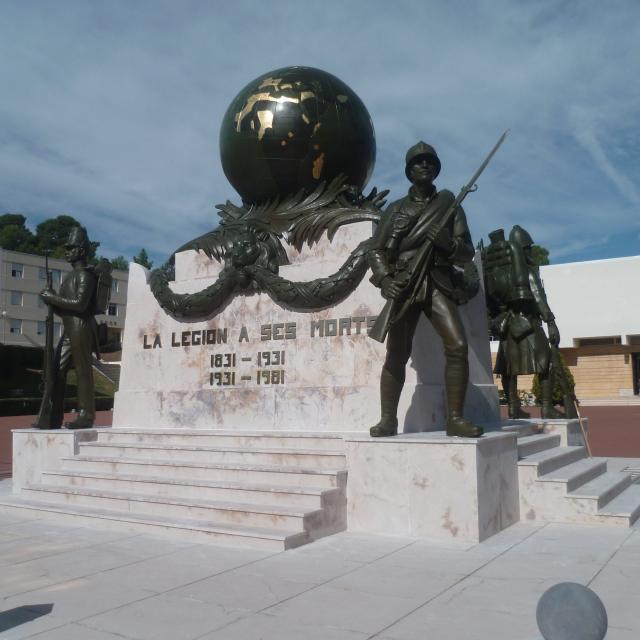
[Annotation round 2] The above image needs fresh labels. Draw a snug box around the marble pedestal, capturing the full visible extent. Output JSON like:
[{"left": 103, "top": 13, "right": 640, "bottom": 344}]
[
  {"left": 12, "top": 428, "right": 100, "bottom": 493},
  {"left": 113, "top": 223, "right": 499, "bottom": 431},
  {"left": 344, "top": 431, "right": 520, "bottom": 542}
]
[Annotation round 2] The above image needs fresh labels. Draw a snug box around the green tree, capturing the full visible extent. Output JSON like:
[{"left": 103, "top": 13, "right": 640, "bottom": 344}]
[
  {"left": 35, "top": 215, "right": 100, "bottom": 260},
  {"left": 531, "top": 245, "right": 550, "bottom": 266},
  {"left": 0, "top": 214, "right": 37, "bottom": 252},
  {"left": 133, "top": 248, "right": 153, "bottom": 269},
  {"left": 109, "top": 256, "right": 129, "bottom": 271},
  {"left": 531, "top": 352, "right": 575, "bottom": 406}
]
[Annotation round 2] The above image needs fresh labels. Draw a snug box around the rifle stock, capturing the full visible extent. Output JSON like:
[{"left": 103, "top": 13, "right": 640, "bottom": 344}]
[{"left": 369, "top": 299, "right": 394, "bottom": 343}]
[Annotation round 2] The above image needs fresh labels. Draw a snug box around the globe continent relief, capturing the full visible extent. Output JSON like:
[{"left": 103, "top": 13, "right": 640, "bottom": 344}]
[{"left": 219, "top": 66, "right": 376, "bottom": 205}]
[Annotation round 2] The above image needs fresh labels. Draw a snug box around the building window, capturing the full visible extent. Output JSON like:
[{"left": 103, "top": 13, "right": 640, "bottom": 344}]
[
  {"left": 37, "top": 321, "right": 46, "bottom": 335},
  {"left": 53, "top": 322, "right": 62, "bottom": 338},
  {"left": 9, "top": 319, "right": 22, "bottom": 334},
  {"left": 10, "top": 291, "right": 23, "bottom": 306},
  {"left": 37, "top": 296, "right": 46, "bottom": 309},
  {"left": 576, "top": 336, "right": 622, "bottom": 347},
  {"left": 38, "top": 267, "right": 61, "bottom": 284},
  {"left": 111, "top": 280, "right": 119, "bottom": 294},
  {"left": 11, "top": 263, "right": 23, "bottom": 278},
  {"left": 107, "top": 303, "right": 118, "bottom": 317},
  {"left": 628, "top": 335, "right": 640, "bottom": 346}
]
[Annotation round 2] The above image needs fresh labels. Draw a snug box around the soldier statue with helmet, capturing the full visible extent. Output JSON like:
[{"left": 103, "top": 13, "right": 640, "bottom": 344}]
[
  {"left": 482, "top": 224, "right": 565, "bottom": 419},
  {"left": 33, "top": 226, "right": 112, "bottom": 430},
  {"left": 367, "top": 141, "right": 484, "bottom": 438}
]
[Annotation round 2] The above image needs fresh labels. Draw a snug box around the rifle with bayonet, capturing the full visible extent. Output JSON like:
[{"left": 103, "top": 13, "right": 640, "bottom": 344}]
[
  {"left": 33, "top": 251, "right": 56, "bottom": 428},
  {"left": 369, "top": 130, "right": 509, "bottom": 343}
]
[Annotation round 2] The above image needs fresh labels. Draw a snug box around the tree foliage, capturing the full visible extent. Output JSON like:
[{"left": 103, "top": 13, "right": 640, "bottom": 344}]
[
  {"left": 133, "top": 248, "right": 153, "bottom": 269},
  {"left": 532, "top": 352, "right": 575, "bottom": 405},
  {"left": 0, "top": 213, "right": 102, "bottom": 262},
  {"left": 35, "top": 215, "right": 100, "bottom": 260},
  {"left": 110, "top": 256, "right": 129, "bottom": 271},
  {"left": 0, "top": 214, "right": 37, "bottom": 253},
  {"left": 531, "top": 244, "right": 550, "bottom": 266}
]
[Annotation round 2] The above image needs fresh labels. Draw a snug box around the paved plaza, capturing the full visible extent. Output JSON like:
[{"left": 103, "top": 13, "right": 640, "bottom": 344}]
[{"left": 0, "top": 478, "right": 638, "bottom": 640}]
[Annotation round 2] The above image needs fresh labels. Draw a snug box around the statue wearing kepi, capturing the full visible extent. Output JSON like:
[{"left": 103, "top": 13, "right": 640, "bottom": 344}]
[
  {"left": 33, "top": 226, "right": 109, "bottom": 430},
  {"left": 368, "top": 133, "right": 507, "bottom": 438}
]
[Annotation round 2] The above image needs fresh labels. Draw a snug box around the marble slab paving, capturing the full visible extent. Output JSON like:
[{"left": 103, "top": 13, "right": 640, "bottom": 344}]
[{"left": 1, "top": 480, "right": 639, "bottom": 640}]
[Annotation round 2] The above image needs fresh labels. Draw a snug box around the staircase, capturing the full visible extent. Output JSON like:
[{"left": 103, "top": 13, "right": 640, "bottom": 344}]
[
  {"left": 92, "top": 359, "right": 121, "bottom": 388},
  {"left": 506, "top": 422, "right": 640, "bottom": 527},
  {"left": 4, "top": 429, "right": 348, "bottom": 550}
]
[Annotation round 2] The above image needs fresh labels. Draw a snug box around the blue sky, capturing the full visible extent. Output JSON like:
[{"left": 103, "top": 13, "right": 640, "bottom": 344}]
[{"left": 1, "top": 0, "right": 638, "bottom": 266}]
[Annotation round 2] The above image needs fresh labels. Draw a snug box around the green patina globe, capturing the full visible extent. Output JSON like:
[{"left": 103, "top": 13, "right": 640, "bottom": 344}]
[{"left": 220, "top": 66, "right": 376, "bottom": 205}]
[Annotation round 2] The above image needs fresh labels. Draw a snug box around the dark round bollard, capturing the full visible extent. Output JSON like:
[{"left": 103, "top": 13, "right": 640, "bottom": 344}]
[{"left": 537, "top": 582, "right": 607, "bottom": 640}]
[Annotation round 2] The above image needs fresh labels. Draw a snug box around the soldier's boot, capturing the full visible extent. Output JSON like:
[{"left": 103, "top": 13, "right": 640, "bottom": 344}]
[
  {"left": 503, "top": 376, "right": 529, "bottom": 419},
  {"left": 445, "top": 359, "right": 483, "bottom": 438},
  {"left": 64, "top": 410, "right": 95, "bottom": 430},
  {"left": 540, "top": 375, "right": 563, "bottom": 419},
  {"left": 370, "top": 369, "right": 402, "bottom": 437},
  {"left": 508, "top": 400, "right": 530, "bottom": 419}
]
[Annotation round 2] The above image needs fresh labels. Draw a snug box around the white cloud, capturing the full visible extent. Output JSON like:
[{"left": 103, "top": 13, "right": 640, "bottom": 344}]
[{"left": 0, "top": 0, "right": 639, "bottom": 263}]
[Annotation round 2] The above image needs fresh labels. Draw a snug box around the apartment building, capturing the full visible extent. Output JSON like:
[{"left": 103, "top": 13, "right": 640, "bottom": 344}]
[
  {"left": 491, "top": 254, "right": 640, "bottom": 400},
  {"left": 0, "top": 247, "right": 128, "bottom": 349}
]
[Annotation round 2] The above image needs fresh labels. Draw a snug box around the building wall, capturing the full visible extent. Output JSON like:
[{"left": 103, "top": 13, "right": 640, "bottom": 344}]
[
  {"left": 0, "top": 247, "right": 128, "bottom": 348},
  {"left": 491, "top": 345, "right": 636, "bottom": 400}
]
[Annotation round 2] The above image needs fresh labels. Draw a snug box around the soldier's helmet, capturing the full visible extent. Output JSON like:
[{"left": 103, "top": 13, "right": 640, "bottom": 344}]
[
  {"left": 65, "top": 226, "right": 90, "bottom": 252},
  {"left": 405, "top": 141, "right": 441, "bottom": 180},
  {"left": 509, "top": 225, "right": 534, "bottom": 248}
]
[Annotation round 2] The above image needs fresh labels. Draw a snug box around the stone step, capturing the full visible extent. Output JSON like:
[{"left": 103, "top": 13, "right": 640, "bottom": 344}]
[
  {"left": 518, "top": 445, "right": 586, "bottom": 476},
  {"left": 538, "top": 458, "right": 608, "bottom": 492},
  {"left": 517, "top": 433, "right": 561, "bottom": 458},
  {"left": 61, "top": 456, "right": 345, "bottom": 488},
  {"left": 596, "top": 485, "right": 640, "bottom": 526},
  {"left": 21, "top": 484, "right": 325, "bottom": 531},
  {"left": 0, "top": 497, "right": 308, "bottom": 550},
  {"left": 77, "top": 442, "right": 347, "bottom": 469},
  {"left": 568, "top": 472, "right": 634, "bottom": 512},
  {"left": 500, "top": 420, "right": 544, "bottom": 437},
  {"left": 41, "top": 469, "right": 337, "bottom": 509},
  {"left": 98, "top": 428, "right": 347, "bottom": 451}
]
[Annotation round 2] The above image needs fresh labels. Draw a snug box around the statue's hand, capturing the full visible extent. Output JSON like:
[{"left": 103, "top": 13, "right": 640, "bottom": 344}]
[
  {"left": 40, "top": 289, "right": 55, "bottom": 305},
  {"left": 381, "top": 276, "right": 404, "bottom": 300},
  {"left": 548, "top": 320, "right": 560, "bottom": 346},
  {"left": 426, "top": 227, "right": 454, "bottom": 253}
]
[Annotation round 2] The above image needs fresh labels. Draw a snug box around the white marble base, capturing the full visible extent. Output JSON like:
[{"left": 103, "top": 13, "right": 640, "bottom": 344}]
[
  {"left": 113, "top": 382, "right": 499, "bottom": 431},
  {"left": 344, "top": 431, "right": 520, "bottom": 542},
  {"left": 113, "top": 223, "right": 499, "bottom": 431},
  {"left": 541, "top": 418, "right": 589, "bottom": 447},
  {"left": 12, "top": 428, "right": 100, "bottom": 493}
]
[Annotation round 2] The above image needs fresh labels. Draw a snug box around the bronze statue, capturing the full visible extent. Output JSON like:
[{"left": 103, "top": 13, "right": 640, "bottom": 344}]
[
  {"left": 33, "top": 226, "right": 108, "bottom": 429},
  {"left": 482, "top": 225, "right": 563, "bottom": 419},
  {"left": 149, "top": 177, "right": 389, "bottom": 319},
  {"left": 367, "top": 141, "right": 491, "bottom": 438},
  {"left": 149, "top": 66, "right": 391, "bottom": 320}
]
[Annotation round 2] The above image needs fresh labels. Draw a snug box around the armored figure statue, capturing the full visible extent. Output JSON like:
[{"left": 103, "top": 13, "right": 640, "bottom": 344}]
[
  {"left": 33, "top": 226, "right": 107, "bottom": 429},
  {"left": 482, "top": 225, "right": 563, "bottom": 419},
  {"left": 367, "top": 142, "right": 484, "bottom": 438}
]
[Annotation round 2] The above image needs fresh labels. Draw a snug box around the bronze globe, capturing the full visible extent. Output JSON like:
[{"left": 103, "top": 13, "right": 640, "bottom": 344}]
[{"left": 219, "top": 66, "right": 376, "bottom": 205}]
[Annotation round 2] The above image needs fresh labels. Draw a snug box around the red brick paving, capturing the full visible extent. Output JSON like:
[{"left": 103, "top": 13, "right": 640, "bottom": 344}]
[
  {"left": 500, "top": 405, "right": 640, "bottom": 457},
  {"left": 1, "top": 406, "right": 639, "bottom": 477}
]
